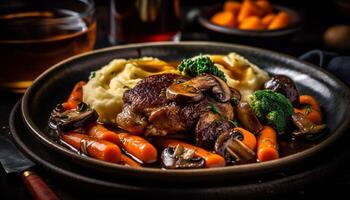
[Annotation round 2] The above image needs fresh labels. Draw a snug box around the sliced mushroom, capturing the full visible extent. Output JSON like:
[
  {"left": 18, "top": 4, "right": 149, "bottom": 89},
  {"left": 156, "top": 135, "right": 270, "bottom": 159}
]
[
  {"left": 214, "top": 129, "right": 256, "bottom": 164},
  {"left": 166, "top": 74, "right": 231, "bottom": 103},
  {"left": 264, "top": 75, "right": 300, "bottom": 106},
  {"left": 161, "top": 144, "right": 205, "bottom": 169},
  {"left": 49, "top": 102, "right": 99, "bottom": 132},
  {"left": 211, "top": 75, "right": 232, "bottom": 102},
  {"left": 291, "top": 113, "right": 327, "bottom": 137},
  {"left": 236, "top": 101, "right": 263, "bottom": 133}
]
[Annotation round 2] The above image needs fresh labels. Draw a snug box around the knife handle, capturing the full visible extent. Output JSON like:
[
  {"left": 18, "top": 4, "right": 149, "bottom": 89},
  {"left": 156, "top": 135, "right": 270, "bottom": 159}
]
[{"left": 22, "top": 170, "right": 60, "bottom": 200}]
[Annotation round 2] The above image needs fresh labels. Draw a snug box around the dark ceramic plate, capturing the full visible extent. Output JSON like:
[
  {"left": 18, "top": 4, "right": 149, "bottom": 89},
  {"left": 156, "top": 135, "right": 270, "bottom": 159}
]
[
  {"left": 198, "top": 4, "right": 302, "bottom": 38},
  {"left": 10, "top": 101, "right": 350, "bottom": 198},
  {"left": 21, "top": 42, "right": 350, "bottom": 182}
]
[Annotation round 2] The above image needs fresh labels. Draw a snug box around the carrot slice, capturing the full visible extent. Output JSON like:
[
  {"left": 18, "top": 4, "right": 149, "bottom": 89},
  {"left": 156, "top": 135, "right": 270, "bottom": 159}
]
[
  {"left": 156, "top": 139, "right": 226, "bottom": 168},
  {"left": 268, "top": 11, "right": 291, "bottom": 30},
  {"left": 87, "top": 123, "right": 158, "bottom": 163},
  {"left": 294, "top": 95, "right": 322, "bottom": 124},
  {"left": 238, "top": 0, "right": 263, "bottom": 23},
  {"left": 262, "top": 13, "right": 276, "bottom": 26},
  {"left": 87, "top": 123, "right": 121, "bottom": 146},
  {"left": 257, "top": 126, "right": 279, "bottom": 162},
  {"left": 61, "top": 132, "right": 122, "bottom": 163},
  {"left": 121, "top": 154, "right": 141, "bottom": 168},
  {"left": 223, "top": 1, "right": 242, "bottom": 14},
  {"left": 255, "top": 0, "right": 272, "bottom": 15},
  {"left": 118, "top": 133, "right": 158, "bottom": 163},
  {"left": 211, "top": 11, "right": 237, "bottom": 27},
  {"left": 239, "top": 16, "right": 266, "bottom": 30},
  {"left": 62, "top": 81, "right": 86, "bottom": 110},
  {"left": 234, "top": 127, "right": 257, "bottom": 151}
]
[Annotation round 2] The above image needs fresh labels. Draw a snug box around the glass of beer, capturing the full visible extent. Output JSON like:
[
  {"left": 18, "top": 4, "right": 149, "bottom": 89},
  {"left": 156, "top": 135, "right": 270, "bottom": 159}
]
[
  {"left": 109, "top": 0, "right": 180, "bottom": 44},
  {"left": 0, "top": 0, "right": 96, "bottom": 93}
]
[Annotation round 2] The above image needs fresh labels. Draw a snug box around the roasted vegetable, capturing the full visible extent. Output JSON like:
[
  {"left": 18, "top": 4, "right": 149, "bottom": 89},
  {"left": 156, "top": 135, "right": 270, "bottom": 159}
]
[
  {"left": 49, "top": 102, "right": 99, "bottom": 132},
  {"left": 294, "top": 95, "right": 322, "bottom": 125},
  {"left": 236, "top": 101, "right": 263, "bottom": 134},
  {"left": 177, "top": 55, "right": 226, "bottom": 81},
  {"left": 291, "top": 113, "right": 327, "bottom": 138},
  {"left": 264, "top": 75, "right": 300, "bottom": 106},
  {"left": 121, "top": 154, "right": 141, "bottom": 168},
  {"left": 166, "top": 74, "right": 231, "bottom": 103},
  {"left": 214, "top": 128, "right": 256, "bottom": 164},
  {"left": 60, "top": 132, "right": 122, "bottom": 163},
  {"left": 257, "top": 126, "right": 279, "bottom": 162},
  {"left": 62, "top": 81, "right": 85, "bottom": 110},
  {"left": 250, "top": 90, "right": 294, "bottom": 133},
  {"left": 87, "top": 123, "right": 158, "bottom": 163},
  {"left": 156, "top": 139, "right": 226, "bottom": 168},
  {"left": 161, "top": 145, "right": 205, "bottom": 169}
]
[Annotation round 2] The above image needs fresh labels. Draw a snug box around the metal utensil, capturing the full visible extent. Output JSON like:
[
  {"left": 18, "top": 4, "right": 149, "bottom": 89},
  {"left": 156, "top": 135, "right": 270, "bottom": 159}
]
[{"left": 0, "top": 128, "right": 59, "bottom": 200}]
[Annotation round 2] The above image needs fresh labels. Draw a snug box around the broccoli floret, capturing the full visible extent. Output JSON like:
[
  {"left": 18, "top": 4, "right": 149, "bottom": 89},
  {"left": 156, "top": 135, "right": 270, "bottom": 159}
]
[
  {"left": 250, "top": 90, "right": 294, "bottom": 133},
  {"left": 178, "top": 55, "right": 226, "bottom": 81}
]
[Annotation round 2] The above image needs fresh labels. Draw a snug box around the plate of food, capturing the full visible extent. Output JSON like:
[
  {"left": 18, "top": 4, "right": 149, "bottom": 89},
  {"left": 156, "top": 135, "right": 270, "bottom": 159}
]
[
  {"left": 21, "top": 41, "right": 350, "bottom": 182},
  {"left": 198, "top": 0, "right": 302, "bottom": 38}
]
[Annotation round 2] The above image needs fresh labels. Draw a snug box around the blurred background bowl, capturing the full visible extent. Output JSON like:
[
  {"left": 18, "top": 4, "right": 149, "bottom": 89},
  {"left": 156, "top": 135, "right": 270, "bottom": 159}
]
[{"left": 198, "top": 3, "right": 303, "bottom": 49}]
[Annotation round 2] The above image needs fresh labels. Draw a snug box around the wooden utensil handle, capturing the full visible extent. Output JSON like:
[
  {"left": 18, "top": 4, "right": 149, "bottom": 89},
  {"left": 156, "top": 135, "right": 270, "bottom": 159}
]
[{"left": 22, "top": 170, "right": 60, "bottom": 200}]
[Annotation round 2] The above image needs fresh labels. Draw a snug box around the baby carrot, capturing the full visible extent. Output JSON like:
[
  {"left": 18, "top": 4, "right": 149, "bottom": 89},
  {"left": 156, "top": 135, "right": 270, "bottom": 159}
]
[
  {"left": 299, "top": 95, "right": 321, "bottom": 112},
  {"left": 87, "top": 123, "right": 121, "bottom": 146},
  {"left": 238, "top": 0, "right": 263, "bottom": 23},
  {"left": 156, "top": 139, "right": 226, "bottom": 168},
  {"left": 239, "top": 16, "right": 266, "bottom": 30},
  {"left": 60, "top": 132, "right": 122, "bottom": 163},
  {"left": 62, "top": 81, "right": 85, "bottom": 110},
  {"left": 262, "top": 13, "right": 276, "bottom": 26},
  {"left": 211, "top": 11, "right": 237, "bottom": 27},
  {"left": 223, "top": 1, "right": 241, "bottom": 14},
  {"left": 121, "top": 154, "right": 141, "bottom": 168},
  {"left": 268, "top": 11, "right": 291, "bottom": 30},
  {"left": 257, "top": 126, "right": 279, "bottom": 162},
  {"left": 294, "top": 95, "right": 322, "bottom": 124},
  {"left": 234, "top": 127, "right": 257, "bottom": 151},
  {"left": 118, "top": 133, "right": 158, "bottom": 163},
  {"left": 255, "top": 0, "right": 272, "bottom": 15},
  {"left": 87, "top": 123, "right": 158, "bottom": 163}
]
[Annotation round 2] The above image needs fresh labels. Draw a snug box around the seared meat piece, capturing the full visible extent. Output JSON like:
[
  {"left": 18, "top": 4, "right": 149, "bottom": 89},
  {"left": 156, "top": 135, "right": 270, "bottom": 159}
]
[
  {"left": 123, "top": 73, "right": 186, "bottom": 114},
  {"left": 117, "top": 73, "right": 235, "bottom": 138},
  {"left": 116, "top": 104, "right": 148, "bottom": 134},
  {"left": 195, "top": 102, "right": 234, "bottom": 150},
  {"left": 146, "top": 103, "right": 185, "bottom": 136}
]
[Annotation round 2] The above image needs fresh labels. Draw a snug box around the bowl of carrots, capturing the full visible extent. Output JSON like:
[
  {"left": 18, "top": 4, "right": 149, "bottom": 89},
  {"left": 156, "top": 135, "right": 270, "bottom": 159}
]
[{"left": 198, "top": 0, "right": 302, "bottom": 39}]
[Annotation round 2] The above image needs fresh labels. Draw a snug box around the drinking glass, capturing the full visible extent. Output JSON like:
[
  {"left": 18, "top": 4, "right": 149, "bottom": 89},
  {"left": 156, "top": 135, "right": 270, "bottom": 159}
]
[
  {"left": 0, "top": 0, "right": 96, "bottom": 93},
  {"left": 109, "top": 0, "right": 180, "bottom": 44}
]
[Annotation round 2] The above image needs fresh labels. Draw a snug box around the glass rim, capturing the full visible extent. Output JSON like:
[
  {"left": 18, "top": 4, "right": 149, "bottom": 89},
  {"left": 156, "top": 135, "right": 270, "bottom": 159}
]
[
  {"left": 0, "top": 0, "right": 95, "bottom": 22},
  {"left": 0, "top": 0, "right": 95, "bottom": 43}
]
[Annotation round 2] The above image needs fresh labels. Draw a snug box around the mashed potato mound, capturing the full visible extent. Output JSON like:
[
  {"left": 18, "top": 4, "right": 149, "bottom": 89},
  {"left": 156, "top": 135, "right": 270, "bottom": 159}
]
[
  {"left": 210, "top": 52, "right": 269, "bottom": 102},
  {"left": 83, "top": 57, "right": 178, "bottom": 123}
]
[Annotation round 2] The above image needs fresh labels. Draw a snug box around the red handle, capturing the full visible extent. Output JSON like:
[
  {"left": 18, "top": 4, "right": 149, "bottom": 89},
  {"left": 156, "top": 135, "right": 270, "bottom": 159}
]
[{"left": 22, "top": 170, "right": 60, "bottom": 200}]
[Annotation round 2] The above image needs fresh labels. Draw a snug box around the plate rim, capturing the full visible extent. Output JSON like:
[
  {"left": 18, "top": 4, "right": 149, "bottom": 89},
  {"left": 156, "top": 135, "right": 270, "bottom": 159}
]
[{"left": 20, "top": 41, "right": 350, "bottom": 179}]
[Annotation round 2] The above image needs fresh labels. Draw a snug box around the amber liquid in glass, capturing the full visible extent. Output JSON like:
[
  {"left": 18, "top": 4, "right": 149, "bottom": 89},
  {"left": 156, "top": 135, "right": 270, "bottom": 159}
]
[
  {"left": 110, "top": 0, "right": 180, "bottom": 44},
  {"left": 0, "top": 9, "right": 96, "bottom": 93}
]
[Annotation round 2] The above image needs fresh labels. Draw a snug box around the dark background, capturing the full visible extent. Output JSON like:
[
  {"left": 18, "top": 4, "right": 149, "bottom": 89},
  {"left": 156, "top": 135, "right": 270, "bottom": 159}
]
[{"left": 1, "top": 0, "right": 350, "bottom": 199}]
